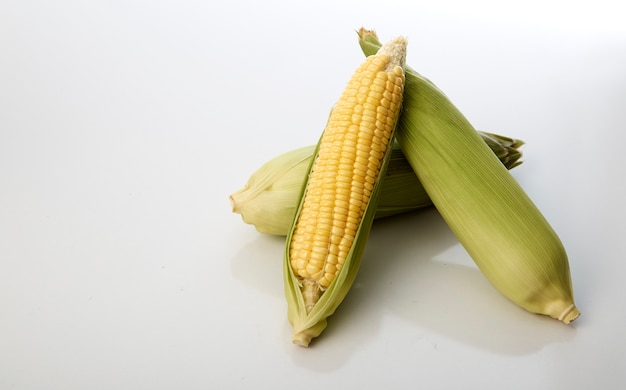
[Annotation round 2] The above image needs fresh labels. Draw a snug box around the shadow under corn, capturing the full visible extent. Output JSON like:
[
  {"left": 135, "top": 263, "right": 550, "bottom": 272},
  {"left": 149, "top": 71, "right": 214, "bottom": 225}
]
[{"left": 230, "top": 206, "right": 576, "bottom": 372}]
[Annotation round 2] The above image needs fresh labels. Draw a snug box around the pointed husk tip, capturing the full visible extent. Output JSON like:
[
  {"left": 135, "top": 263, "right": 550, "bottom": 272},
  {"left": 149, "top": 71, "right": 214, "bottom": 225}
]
[{"left": 559, "top": 304, "right": 581, "bottom": 324}]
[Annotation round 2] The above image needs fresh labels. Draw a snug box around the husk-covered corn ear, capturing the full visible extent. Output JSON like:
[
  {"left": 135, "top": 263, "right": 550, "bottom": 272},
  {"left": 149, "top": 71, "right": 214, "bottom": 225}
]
[
  {"left": 358, "top": 28, "right": 579, "bottom": 324},
  {"left": 230, "top": 133, "right": 524, "bottom": 236}
]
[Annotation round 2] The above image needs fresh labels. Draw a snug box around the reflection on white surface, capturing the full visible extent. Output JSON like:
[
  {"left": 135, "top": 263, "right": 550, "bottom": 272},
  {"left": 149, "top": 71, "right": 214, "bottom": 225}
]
[{"left": 1, "top": 0, "right": 625, "bottom": 388}]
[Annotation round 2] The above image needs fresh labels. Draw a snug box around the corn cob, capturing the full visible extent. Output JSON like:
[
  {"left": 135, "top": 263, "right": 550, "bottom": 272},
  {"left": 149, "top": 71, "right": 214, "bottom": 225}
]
[
  {"left": 284, "top": 37, "right": 407, "bottom": 347},
  {"left": 230, "top": 132, "right": 524, "bottom": 236},
  {"left": 359, "top": 28, "right": 580, "bottom": 324}
]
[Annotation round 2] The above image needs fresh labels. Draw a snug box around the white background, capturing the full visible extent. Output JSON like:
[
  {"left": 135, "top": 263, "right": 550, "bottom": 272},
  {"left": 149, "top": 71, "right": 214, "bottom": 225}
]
[{"left": 2, "top": 1, "right": 625, "bottom": 389}]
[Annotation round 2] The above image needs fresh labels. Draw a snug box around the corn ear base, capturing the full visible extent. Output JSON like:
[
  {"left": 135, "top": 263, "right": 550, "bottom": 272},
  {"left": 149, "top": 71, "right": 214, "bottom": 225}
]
[{"left": 358, "top": 28, "right": 579, "bottom": 324}]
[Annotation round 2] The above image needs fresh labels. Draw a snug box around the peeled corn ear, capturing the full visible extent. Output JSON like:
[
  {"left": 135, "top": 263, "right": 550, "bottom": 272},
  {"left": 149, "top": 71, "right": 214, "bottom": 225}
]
[
  {"left": 284, "top": 36, "right": 407, "bottom": 347},
  {"left": 359, "top": 28, "right": 580, "bottom": 324},
  {"left": 230, "top": 133, "right": 524, "bottom": 236}
]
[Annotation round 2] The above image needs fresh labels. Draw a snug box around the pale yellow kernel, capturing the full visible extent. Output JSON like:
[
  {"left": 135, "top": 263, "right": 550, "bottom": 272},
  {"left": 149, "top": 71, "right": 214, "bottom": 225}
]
[
  {"left": 335, "top": 197, "right": 349, "bottom": 208},
  {"left": 356, "top": 141, "right": 371, "bottom": 152},
  {"left": 359, "top": 124, "right": 374, "bottom": 137},
  {"left": 340, "top": 239, "right": 354, "bottom": 253},
  {"left": 355, "top": 153, "right": 368, "bottom": 165},
  {"left": 330, "top": 142, "right": 343, "bottom": 153},
  {"left": 347, "top": 214, "right": 360, "bottom": 228},
  {"left": 370, "top": 56, "right": 386, "bottom": 69},
  {"left": 338, "top": 245, "right": 351, "bottom": 258},
  {"left": 341, "top": 232, "right": 355, "bottom": 243},
  {"left": 323, "top": 274, "right": 336, "bottom": 287},
  {"left": 307, "top": 185, "right": 323, "bottom": 196},
  {"left": 303, "top": 231, "right": 315, "bottom": 242},
  {"left": 338, "top": 175, "right": 353, "bottom": 186},
  {"left": 369, "top": 152, "right": 383, "bottom": 164},
  {"left": 335, "top": 187, "right": 351, "bottom": 198},
  {"left": 346, "top": 220, "right": 358, "bottom": 232},
  {"left": 337, "top": 174, "right": 352, "bottom": 188},
  {"left": 362, "top": 107, "right": 377, "bottom": 116},
  {"left": 370, "top": 83, "right": 384, "bottom": 94},
  {"left": 294, "top": 258, "right": 307, "bottom": 270},
  {"left": 347, "top": 212, "right": 360, "bottom": 224},
  {"left": 324, "top": 262, "right": 337, "bottom": 275},
  {"left": 351, "top": 180, "right": 364, "bottom": 190},
  {"left": 366, "top": 95, "right": 382, "bottom": 106},
  {"left": 335, "top": 178, "right": 351, "bottom": 189},
  {"left": 352, "top": 171, "right": 365, "bottom": 185},
  {"left": 330, "top": 109, "right": 352, "bottom": 122},
  {"left": 316, "top": 212, "right": 334, "bottom": 224},
  {"left": 331, "top": 217, "right": 346, "bottom": 228},
  {"left": 309, "top": 269, "right": 324, "bottom": 282},
  {"left": 358, "top": 85, "right": 370, "bottom": 95},
  {"left": 368, "top": 163, "right": 380, "bottom": 174},
  {"left": 326, "top": 250, "right": 339, "bottom": 264},
  {"left": 377, "top": 105, "right": 389, "bottom": 117},
  {"left": 316, "top": 222, "right": 331, "bottom": 235},
  {"left": 312, "top": 244, "right": 329, "bottom": 255},
  {"left": 340, "top": 156, "right": 354, "bottom": 166},
  {"left": 373, "top": 76, "right": 386, "bottom": 86},
  {"left": 346, "top": 95, "right": 358, "bottom": 104},
  {"left": 349, "top": 197, "right": 362, "bottom": 207},
  {"left": 331, "top": 225, "right": 344, "bottom": 236},
  {"left": 363, "top": 101, "right": 377, "bottom": 111},
  {"left": 307, "top": 254, "right": 324, "bottom": 266},
  {"left": 345, "top": 131, "right": 358, "bottom": 142},
  {"left": 322, "top": 177, "right": 337, "bottom": 187},
  {"left": 309, "top": 252, "right": 326, "bottom": 264},
  {"left": 319, "top": 275, "right": 332, "bottom": 288},
  {"left": 339, "top": 162, "right": 353, "bottom": 171},
  {"left": 360, "top": 71, "right": 374, "bottom": 84}
]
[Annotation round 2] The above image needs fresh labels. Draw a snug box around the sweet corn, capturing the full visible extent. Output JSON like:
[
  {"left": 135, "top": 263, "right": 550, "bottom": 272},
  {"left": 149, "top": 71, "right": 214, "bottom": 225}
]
[
  {"left": 284, "top": 36, "right": 406, "bottom": 346},
  {"left": 230, "top": 132, "right": 524, "bottom": 235},
  {"left": 359, "top": 28, "right": 580, "bottom": 324}
]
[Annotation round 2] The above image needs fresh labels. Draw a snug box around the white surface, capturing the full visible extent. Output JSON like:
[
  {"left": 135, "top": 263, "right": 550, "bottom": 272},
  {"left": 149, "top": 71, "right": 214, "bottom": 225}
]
[{"left": 1, "top": 1, "right": 625, "bottom": 388}]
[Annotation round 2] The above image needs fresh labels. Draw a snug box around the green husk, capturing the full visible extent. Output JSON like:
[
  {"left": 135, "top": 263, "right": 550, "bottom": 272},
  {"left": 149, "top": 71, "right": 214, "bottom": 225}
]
[{"left": 358, "top": 28, "right": 579, "bottom": 324}]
